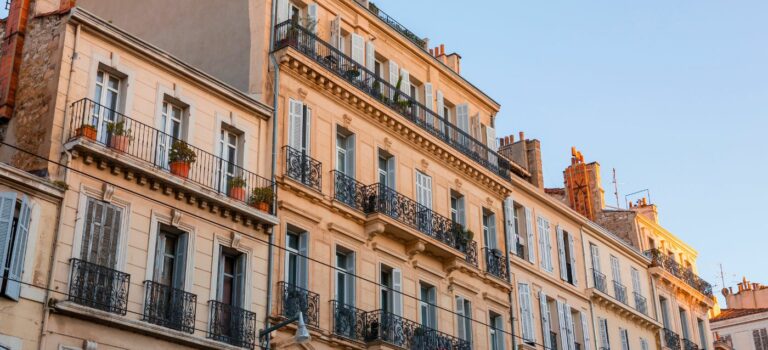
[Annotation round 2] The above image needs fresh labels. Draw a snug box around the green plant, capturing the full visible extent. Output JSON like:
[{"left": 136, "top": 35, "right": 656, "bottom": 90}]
[
  {"left": 249, "top": 186, "right": 274, "bottom": 204},
  {"left": 346, "top": 68, "right": 361, "bottom": 79},
  {"left": 393, "top": 75, "right": 404, "bottom": 104},
  {"left": 228, "top": 176, "right": 246, "bottom": 188},
  {"left": 168, "top": 140, "right": 197, "bottom": 163},
  {"left": 106, "top": 121, "right": 133, "bottom": 139}
]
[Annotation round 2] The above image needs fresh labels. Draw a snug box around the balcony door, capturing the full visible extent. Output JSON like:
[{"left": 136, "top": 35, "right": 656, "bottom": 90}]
[
  {"left": 93, "top": 70, "right": 122, "bottom": 143},
  {"left": 81, "top": 198, "right": 123, "bottom": 268},
  {"left": 153, "top": 226, "right": 188, "bottom": 290},
  {"left": 217, "top": 128, "right": 240, "bottom": 194},
  {"left": 419, "top": 282, "right": 437, "bottom": 329},
  {"left": 415, "top": 171, "right": 432, "bottom": 232},
  {"left": 156, "top": 102, "right": 184, "bottom": 169}
]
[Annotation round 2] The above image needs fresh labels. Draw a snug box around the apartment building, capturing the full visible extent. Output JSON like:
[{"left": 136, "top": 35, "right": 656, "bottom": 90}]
[
  {"left": 0, "top": 1, "right": 277, "bottom": 349},
  {"left": 711, "top": 278, "right": 768, "bottom": 350}
]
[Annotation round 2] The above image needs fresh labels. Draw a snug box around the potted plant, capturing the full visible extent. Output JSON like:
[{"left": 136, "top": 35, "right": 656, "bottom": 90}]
[
  {"left": 248, "top": 186, "right": 274, "bottom": 212},
  {"left": 168, "top": 140, "right": 197, "bottom": 178},
  {"left": 372, "top": 80, "right": 382, "bottom": 98},
  {"left": 76, "top": 122, "right": 98, "bottom": 141},
  {"left": 345, "top": 68, "right": 361, "bottom": 80},
  {"left": 106, "top": 120, "right": 132, "bottom": 152},
  {"left": 228, "top": 176, "right": 247, "bottom": 201}
]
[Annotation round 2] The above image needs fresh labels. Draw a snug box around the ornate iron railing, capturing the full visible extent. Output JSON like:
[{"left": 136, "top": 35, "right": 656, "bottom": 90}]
[
  {"left": 644, "top": 249, "right": 713, "bottom": 297},
  {"left": 664, "top": 328, "right": 681, "bottom": 350},
  {"left": 283, "top": 145, "right": 322, "bottom": 192},
  {"left": 683, "top": 339, "right": 699, "bottom": 350},
  {"left": 592, "top": 269, "right": 607, "bottom": 293},
  {"left": 331, "top": 300, "right": 368, "bottom": 342},
  {"left": 483, "top": 247, "right": 509, "bottom": 280},
  {"left": 68, "top": 258, "right": 130, "bottom": 315},
  {"left": 364, "top": 309, "right": 471, "bottom": 350},
  {"left": 208, "top": 300, "right": 257, "bottom": 348},
  {"left": 362, "top": 2, "right": 426, "bottom": 48},
  {"left": 142, "top": 280, "right": 197, "bottom": 333},
  {"left": 634, "top": 292, "right": 648, "bottom": 315},
  {"left": 613, "top": 280, "right": 628, "bottom": 304},
  {"left": 273, "top": 21, "right": 513, "bottom": 182},
  {"left": 68, "top": 98, "right": 275, "bottom": 214},
  {"left": 550, "top": 331, "right": 559, "bottom": 350},
  {"left": 277, "top": 281, "right": 320, "bottom": 327},
  {"left": 332, "top": 170, "right": 370, "bottom": 210}
]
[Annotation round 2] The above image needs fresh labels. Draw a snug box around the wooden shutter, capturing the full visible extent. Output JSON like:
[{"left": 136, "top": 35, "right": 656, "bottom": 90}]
[
  {"left": 304, "top": 106, "right": 312, "bottom": 154},
  {"left": 591, "top": 244, "right": 601, "bottom": 273},
  {"left": 276, "top": 0, "right": 289, "bottom": 23},
  {"left": 488, "top": 213, "right": 497, "bottom": 250},
  {"left": 456, "top": 296, "right": 466, "bottom": 340},
  {"left": 307, "top": 3, "right": 318, "bottom": 33},
  {"left": 365, "top": 41, "right": 375, "bottom": 73},
  {"left": 518, "top": 283, "right": 534, "bottom": 342},
  {"left": 486, "top": 125, "right": 497, "bottom": 150},
  {"left": 503, "top": 197, "right": 516, "bottom": 254},
  {"left": 620, "top": 329, "right": 630, "bottom": 350},
  {"left": 557, "top": 226, "right": 568, "bottom": 281},
  {"left": 424, "top": 83, "right": 434, "bottom": 111},
  {"left": 400, "top": 69, "right": 410, "bottom": 95},
  {"left": 288, "top": 99, "right": 304, "bottom": 151},
  {"left": 565, "top": 304, "right": 576, "bottom": 350},
  {"left": 173, "top": 233, "right": 188, "bottom": 290},
  {"left": 351, "top": 33, "right": 365, "bottom": 64},
  {"left": 0, "top": 192, "right": 17, "bottom": 294},
  {"left": 4, "top": 194, "right": 30, "bottom": 300},
  {"left": 233, "top": 253, "right": 246, "bottom": 307},
  {"left": 599, "top": 318, "right": 610, "bottom": 349},
  {"left": 386, "top": 156, "right": 396, "bottom": 189},
  {"left": 298, "top": 232, "right": 309, "bottom": 289},
  {"left": 415, "top": 171, "right": 432, "bottom": 210},
  {"left": 331, "top": 16, "right": 341, "bottom": 49},
  {"left": 436, "top": 90, "right": 444, "bottom": 118},
  {"left": 525, "top": 207, "right": 535, "bottom": 264},
  {"left": 393, "top": 268, "right": 402, "bottom": 316},
  {"left": 346, "top": 252, "right": 356, "bottom": 307},
  {"left": 345, "top": 134, "right": 356, "bottom": 179},
  {"left": 557, "top": 301, "right": 568, "bottom": 350},
  {"left": 538, "top": 217, "right": 548, "bottom": 270},
  {"left": 568, "top": 233, "right": 578, "bottom": 286},
  {"left": 611, "top": 256, "right": 621, "bottom": 283},
  {"left": 540, "top": 291, "right": 552, "bottom": 350},
  {"left": 581, "top": 312, "right": 592, "bottom": 350},
  {"left": 389, "top": 61, "right": 399, "bottom": 88},
  {"left": 456, "top": 103, "right": 470, "bottom": 134},
  {"left": 631, "top": 268, "right": 641, "bottom": 294},
  {"left": 457, "top": 196, "right": 465, "bottom": 226}
]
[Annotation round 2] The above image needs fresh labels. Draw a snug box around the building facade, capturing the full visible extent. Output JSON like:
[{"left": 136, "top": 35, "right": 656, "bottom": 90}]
[{"left": 710, "top": 278, "right": 768, "bottom": 350}]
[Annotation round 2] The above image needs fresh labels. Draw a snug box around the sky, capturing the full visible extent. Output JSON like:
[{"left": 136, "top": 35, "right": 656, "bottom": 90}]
[{"left": 377, "top": 0, "right": 768, "bottom": 303}]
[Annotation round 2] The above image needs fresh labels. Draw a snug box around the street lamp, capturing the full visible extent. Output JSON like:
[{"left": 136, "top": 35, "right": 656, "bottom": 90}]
[{"left": 259, "top": 312, "right": 311, "bottom": 345}]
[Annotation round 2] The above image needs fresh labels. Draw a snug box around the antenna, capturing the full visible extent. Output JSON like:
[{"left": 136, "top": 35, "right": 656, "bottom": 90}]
[
  {"left": 612, "top": 168, "right": 620, "bottom": 209},
  {"left": 718, "top": 263, "right": 726, "bottom": 290}
]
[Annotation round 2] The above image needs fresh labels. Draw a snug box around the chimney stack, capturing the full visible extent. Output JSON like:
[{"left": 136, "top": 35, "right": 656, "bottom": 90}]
[
  {"left": 497, "top": 131, "right": 544, "bottom": 189},
  {"left": 562, "top": 148, "right": 604, "bottom": 220}
]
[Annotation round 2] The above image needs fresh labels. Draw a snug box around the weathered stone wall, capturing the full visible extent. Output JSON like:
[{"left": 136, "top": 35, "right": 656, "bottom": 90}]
[
  {"left": 596, "top": 210, "right": 640, "bottom": 248},
  {"left": 3, "top": 13, "right": 66, "bottom": 174}
]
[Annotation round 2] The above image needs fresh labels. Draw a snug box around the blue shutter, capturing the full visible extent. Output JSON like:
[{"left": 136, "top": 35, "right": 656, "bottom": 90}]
[
  {"left": 4, "top": 194, "right": 29, "bottom": 300},
  {"left": 298, "top": 232, "right": 309, "bottom": 289},
  {"left": 234, "top": 253, "right": 246, "bottom": 308},
  {"left": 173, "top": 233, "right": 188, "bottom": 290},
  {"left": 0, "top": 192, "right": 17, "bottom": 291}
]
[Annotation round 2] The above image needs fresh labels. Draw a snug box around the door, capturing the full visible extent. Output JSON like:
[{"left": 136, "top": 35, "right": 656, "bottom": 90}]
[
  {"left": 218, "top": 129, "right": 239, "bottom": 194},
  {"left": 93, "top": 71, "right": 121, "bottom": 143},
  {"left": 157, "top": 102, "right": 184, "bottom": 169},
  {"left": 415, "top": 171, "right": 432, "bottom": 232}
]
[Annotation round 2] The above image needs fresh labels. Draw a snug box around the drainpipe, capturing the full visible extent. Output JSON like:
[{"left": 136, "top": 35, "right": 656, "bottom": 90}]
[
  {"left": 579, "top": 226, "right": 599, "bottom": 350},
  {"left": 0, "top": 0, "right": 31, "bottom": 120},
  {"left": 502, "top": 196, "right": 517, "bottom": 349},
  {"left": 264, "top": 0, "right": 280, "bottom": 347}
]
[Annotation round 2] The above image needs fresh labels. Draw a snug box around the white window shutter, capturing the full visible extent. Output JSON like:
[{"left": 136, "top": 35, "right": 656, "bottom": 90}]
[
  {"left": 393, "top": 268, "right": 402, "bottom": 316},
  {"left": 400, "top": 69, "right": 410, "bottom": 95},
  {"left": 288, "top": 99, "right": 304, "bottom": 151},
  {"left": 436, "top": 90, "right": 444, "bottom": 118},
  {"left": 331, "top": 16, "right": 341, "bottom": 49},
  {"left": 298, "top": 232, "right": 309, "bottom": 289},
  {"left": 525, "top": 207, "right": 535, "bottom": 264},
  {"left": 0, "top": 192, "right": 17, "bottom": 293},
  {"left": 346, "top": 253, "right": 356, "bottom": 307},
  {"left": 307, "top": 3, "right": 318, "bottom": 33},
  {"left": 641, "top": 338, "right": 648, "bottom": 350},
  {"left": 346, "top": 134, "right": 356, "bottom": 179},
  {"left": 389, "top": 61, "right": 399, "bottom": 87},
  {"left": 557, "top": 301, "right": 568, "bottom": 350},
  {"left": 456, "top": 103, "right": 470, "bottom": 133},
  {"left": 304, "top": 107, "right": 312, "bottom": 154},
  {"left": 456, "top": 296, "right": 466, "bottom": 340},
  {"left": 599, "top": 318, "right": 610, "bottom": 349},
  {"left": 621, "top": 329, "right": 630, "bottom": 350},
  {"left": 386, "top": 156, "right": 396, "bottom": 189},
  {"left": 568, "top": 233, "right": 578, "bottom": 286},
  {"left": 486, "top": 125, "right": 497, "bottom": 151},
  {"left": 276, "top": 0, "right": 289, "bottom": 23},
  {"left": 631, "top": 268, "right": 641, "bottom": 294},
  {"left": 457, "top": 196, "right": 465, "bottom": 226},
  {"left": 538, "top": 217, "right": 548, "bottom": 270},
  {"left": 611, "top": 256, "right": 621, "bottom": 283},
  {"left": 581, "top": 312, "right": 592, "bottom": 350},
  {"left": 351, "top": 33, "right": 365, "bottom": 65},
  {"left": 540, "top": 291, "right": 552, "bottom": 350},
  {"left": 591, "top": 244, "right": 601, "bottom": 273},
  {"left": 4, "top": 194, "right": 30, "bottom": 301},
  {"left": 365, "top": 41, "right": 375, "bottom": 73},
  {"left": 488, "top": 213, "right": 497, "bottom": 250},
  {"left": 503, "top": 197, "right": 516, "bottom": 254},
  {"left": 565, "top": 304, "right": 576, "bottom": 350},
  {"left": 518, "top": 283, "right": 534, "bottom": 342},
  {"left": 424, "top": 83, "right": 434, "bottom": 111},
  {"left": 557, "top": 226, "right": 568, "bottom": 281}
]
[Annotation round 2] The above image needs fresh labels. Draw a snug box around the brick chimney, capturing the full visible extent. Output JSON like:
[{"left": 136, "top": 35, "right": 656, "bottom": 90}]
[
  {"left": 562, "top": 148, "right": 604, "bottom": 221},
  {"left": 498, "top": 131, "right": 544, "bottom": 189},
  {"left": 0, "top": 0, "right": 32, "bottom": 120},
  {"left": 431, "top": 44, "right": 461, "bottom": 75},
  {"left": 628, "top": 197, "right": 658, "bottom": 223}
]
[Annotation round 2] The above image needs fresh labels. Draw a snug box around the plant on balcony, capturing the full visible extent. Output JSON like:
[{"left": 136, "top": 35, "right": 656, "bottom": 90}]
[
  {"left": 345, "top": 67, "right": 361, "bottom": 80},
  {"left": 228, "top": 176, "right": 247, "bottom": 201},
  {"left": 371, "top": 80, "right": 382, "bottom": 98},
  {"left": 248, "top": 186, "right": 274, "bottom": 212},
  {"left": 106, "top": 120, "right": 133, "bottom": 152},
  {"left": 168, "top": 140, "right": 197, "bottom": 178},
  {"left": 76, "top": 122, "right": 98, "bottom": 141},
  {"left": 454, "top": 224, "right": 474, "bottom": 246}
]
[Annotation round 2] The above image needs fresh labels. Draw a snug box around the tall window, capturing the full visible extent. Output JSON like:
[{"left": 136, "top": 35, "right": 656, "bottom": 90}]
[
  {"left": 153, "top": 225, "right": 188, "bottom": 289},
  {"left": 679, "top": 308, "right": 690, "bottom": 339},
  {"left": 81, "top": 197, "right": 123, "bottom": 268},
  {"left": 753, "top": 329, "right": 768, "bottom": 350},
  {"left": 288, "top": 99, "right": 311, "bottom": 154},
  {"left": 285, "top": 228, "right": 308, "bottom": 289},
  {"left": 157, "top": 101, "right": 185, "bottom": 168},
  {"left": 450, "top": 191, "right": 465, "bottom": 226},
  {"left": 512, "top": 204, "right": 528, "bottom": 259},
  {"left": 660, "top": 297, "right": 671, "bottom": 328},
  {"left": 598, "top": 318, "right": 610, "bottom": 350},
  {"left": 93, "top": 70, "right": 122, "bottom": 142},
  {"left": 419, "top": 282, "right": 437, "bottom": 329},
  {"left": 620, "top": 328, "right": 630, "bottom": 350},
  {"left": 557, "top": 227, "right": 577, "bottom": 285},
  {"left": 218, "top": 128, "right": 241, "bottom": 194},
  {"left": 335, "top": 248, "right": 355, "bottom": 306},
  {"left": 483, "top": 210, "right": 497, "bottom": 250},
  {"left": 377, "top": 150, "right": 395, "bottom": 189},
  {"left": 538, "top": 216, "right": 553, "bottom": 272},
  {"left": 697, "top": 319, "right": 707, "bottom": 349},
  {"left": 336, "top": 128, "right": 355, "bottom": 178},
  {"left": 490, "top": 311, "right": 505, "bottom": 350},
  {"left": 456, "top": 296, "right": 472, "bottom": 344},
  {"left": 0, "top": 192, "right": 31, "bottom": 301},
  {"left": 217, "top": 248, "right": 246, "bottom": 307},
  {"left": 380, "top": 264, "right": 401, "bottom": 315}
]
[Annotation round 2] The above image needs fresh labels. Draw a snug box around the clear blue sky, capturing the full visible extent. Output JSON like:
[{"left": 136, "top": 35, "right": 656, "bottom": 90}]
[{"left": 379, "top": 0, "right": 767, "bottom": 301}]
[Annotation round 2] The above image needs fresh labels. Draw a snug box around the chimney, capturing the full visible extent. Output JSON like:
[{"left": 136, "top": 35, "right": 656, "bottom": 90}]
[
  {"left": 562, "top": 148, "right": 604, "bottom": 221},
  {"left": 498, "top": 131, "right": 544, "bottom": 189},
  {"left": 432, "top": 44, "right": 461, "bottom": 74},
  {"left": 0, "top": 0, "right": 32, "bottom": 120},
  {"left": 630, "top": 198, "right": 659, "bottom": 223}
]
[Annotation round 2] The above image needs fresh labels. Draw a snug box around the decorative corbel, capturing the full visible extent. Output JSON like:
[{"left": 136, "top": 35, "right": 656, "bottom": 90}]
[{"left": 102, "top": 183, "right": 115, "bottom": 203}]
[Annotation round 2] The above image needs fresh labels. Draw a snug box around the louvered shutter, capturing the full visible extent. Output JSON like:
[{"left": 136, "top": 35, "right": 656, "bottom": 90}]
[
  {"left": 424, "top": 83, "right": 434, "bottom": 111},
  {"left": 366, "top": 41, "right": 375, "bottom": 73},
  {"left": 557, "top": 301, "right": 568, "bottom": 350},
  {"left": 173, "top": 233, "right": 188, "bottom": 290},
  {"left": 298, "top": 232, "right": 309, "bottom": 289},
  {"left": 456, "top": 296, "right": 466, "bottom": 340},
  {"left": 581, "top": 312, "right": 592, "bottom": 350},
  {"left": 154, "top": 235, "right": 166, "bottom": 282},
  {"left": 400, "top": 69, "right": 410, "bottom": 95},
  {"left": 538, "top": 217, "right": 549, "bottom": 270},
  {"left": 4, "top": 194, "right": 29, "bottom": 300},
  {"left": 525, "top": 207, "right": 535, "bottom": 264},
  {"left": 393, "top": 268, "right": 402, "bottom": 316},
  {"left": 631, "top": 268, "right": 641, "bottom": 294},
  {"left": 389, "top": 61, "right": 399, "bottom": 88},
  {"left": 351, "top": 33, "right": 365, "bottom": 65},
  {"left": 568, "top": 233, "right": 578, "bottom": 286},
  {"left": 641, "top": 338, "right": 648, "bottom": 350},
  {"left": 428, "top": 287, "right": 437, "bottom": 329},
  {"left": 457, "top": 196, "right": 465, "bottom": 226},
  {"left": 330, "top": 16, "right": 341, "bottom": 49},
  {"left": 276, "top": 0, "right": 289, "bottom": 23},
  {"left": 233, "top": 253, "right": 246, "bottom": 308},
  {"left": 345, "top": 134, "right": 356, "bottom": 179},
  {"left": 503, "top": 197, "right": 516, "bottom": 254},
  {"left": 566, "top": 304, "right": 576, "bottom": 350},
  {"left": 0, "top": 192, "right": 16, "bottom": 294},
  {"left": 487, "top": 213, "right": 497, "bottom": 250},
  {"left": 307, "top": 3, "right": 318, "bottom": 33},
  {"left": 599, "top": 318, "right": 610, "bottom": 349},
  {"left": 557, "top": 226, "right": 568, "bottom": 280},
  {"left": 386, "top": 156, "right": 396, "bottom": 189},
  {"left": 456, "top": 104, "right": 469, "bottom": 135},
  {"left": 540, "top": 291, "right": 552, "bottom": 350},
  {"left": 518, "top": 283, "right": 534, "bottom": 342},
  {"left": 436, "top": 90, "right": 444, "bottom": 118},
  {"left": 346, "top": 253, "right": 356, "bottom": 307},
  {"left": 288, "top": 99, "right": 304, "bottom": 151},
  {"left": 620, "top": 329, "right": 630, "bottom": 350},
  {"left": 304, "top": 106, "right": 312, "bottom": 154},
  {"left": 611, "top": 256, "right": 621, "bottom": 283},
  {"left": 591, "top": 244, "right": 601, "bottom": 273},
  {"left": 486, "top": 125, "right": 497, "bottom": 150}
]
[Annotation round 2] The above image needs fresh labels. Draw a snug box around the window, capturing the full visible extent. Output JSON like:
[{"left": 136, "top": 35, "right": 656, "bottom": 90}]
[
  {"left": 557, "top": 227, "right": 577, "bottom": 285},
  {"left": 156, "top": 101, "right": 186, "bottom": 168},
  {"left": 620, "top": 328, "right": 630, "bottom": 350},
  {"left": 490, "top": 311, "right": 505, "bottom": 350},
  {"left": 538, "top": 216, "right": 553, "bottom": 272},
  {"left": 556, "top": 301, "right": 576, "bottom": 350},
  {"left": 415, "top": 171, "right": 432, "bottom": 210},
  {"left": 518, "top": 283, "right": 535, "bottom": 343},
  {"left": 288, "top": 99, "right": 311, "bottom": 154},
  {"left": 286, "top": 228, "right": 308, "bottom": 290},
  {"left": 455, "top": 296, "right": 472, "bottom": 344},
  {"left": 511, "top": 203, "right": 527, "bottom": 259},
  {"left": 640, "top": 338, "right": 649, "bottom": 350},
  {"left": 598, "top": 318, "right": 610, "bottom": 350},
  {"left": 660, "top": 297, "right": 671, "bottom": 328},
  {"left": 81, "top": 197, "right": 123, "bottom": 268},
  {"left": 419, "top": 282, "right": 437, "bottom": 329},
  {"left": 679, "top": 308, "right": 690, "bottom": 340},
  {"left": 0, "top": 193, "right": 31, "bottom": 301},
  {"left": 153, "top": 225, "right": 188, "bottom": 289},
  {"left": 217, "top": 247, "right": 246, "bottom": 307},
  {"left": 377, "top": 150, "right": 395, "bottom": 189},
  {"left": 335, "top": 127, "right": 355, "bottom": 178},
  {"left": 450, "top": 191, "right": 465, "bottom": 226},
  {"left": 483, "top": 209, "right": 497, "bottom": 250},
  {"left": 380, "top": 264, "right": 402, "bottom": 315},
  {"left": 539, "top": 291, "right": 553, "bottom": 350},
  {"left": 754, "top": 329, "right": 768, "bottom": 350},
  {"left": 697, "top": 319, "right": 707, "bottom": 350},
  {"left": 92, "top": 70, "right": 122, "bottom": 143},
  {"left": 335, "top": 248, "right": 355, "bottom": 307},
  {"left": 218, "top": 127, "right": 242, "bottom": 194},
  {"left": 289, "top": 2, "right": 301, "bottom": 21}
]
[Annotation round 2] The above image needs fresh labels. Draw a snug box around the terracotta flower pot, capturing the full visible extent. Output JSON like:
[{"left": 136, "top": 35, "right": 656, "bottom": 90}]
[
  {"left": 77, "top": 125, "right": 97, "bottom": 141},
  {"left": 252, "top": 201, "right": 270, "bottom": 212},
  {"left": 229, "top": 187, "right": 246, "bottom": 201},
  {"left": 109, "top": 135, "right": 130, "bottom": 152},
  {"left": 169, "top": 161, "right": 191, "bottom": 178}
]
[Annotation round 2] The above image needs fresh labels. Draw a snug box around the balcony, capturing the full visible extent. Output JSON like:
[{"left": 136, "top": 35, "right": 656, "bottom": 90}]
[
  {"left": 483, "top": 247, "right": 509, "bottom": 280},
  {"left": 67, "top": 98, "right": 277, "bottom": 223},
  {"left": 363, "top": 309, "right": 471, "bottom": 350},
  {"left": 634, "top": 292, "right": 648, "bottom": 315},
  {"left": 592, "top": 269, "right": 607, "bottom": 293},
  {"left": 142, "top": 280, "right": 197, "bottom": 334},
  {"left": 331, "top": 300, "right": 368, "bottom": 342},
  {"left": 208, "top": 300, "right": 257, "bottom": 348},
  {"left": 683, "top": 339, "right": 700, "bottom": 350},
  {"left": 332, "top": 171, "right": 479, "bottom": 266},
  {"left": 68, "top": 258, "right": 130, "bottom": 315},
  {"left": 644, "top": 249, "right": 713, "bottom": 297},
  {"left": 360, "top": 2, "right": 426, "bottom": 49},
  {"left": 613, "top": 281, "right": 628, "bottom": 305},
  {"left": 283, "top": 145, "right": 322, "bottom": 192},
  {"left": 664, "top": 328, "right": 681, "bottom": 350},
  {"left": 274, "top": 22, "right": 513, "bottom": 182},
  {"left": 277, "top": 281, "right": 320, "bottom": 328}
]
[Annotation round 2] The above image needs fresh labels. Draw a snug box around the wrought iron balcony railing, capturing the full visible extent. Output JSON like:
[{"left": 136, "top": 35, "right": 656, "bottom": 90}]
[
  {"left": 664, "top": 328, "right": 681, "bottom": 350},
  {"left": 483, "top": 247, "right": 509, "bottom": 280},
  {"left": 683, "top": 339, "right": 699, "bottom": 350},
  {"left": 142, "top": 280, "right": 197, "bottom": 334},
  {"left": 274, "top": 21, "right": 513, "bottom": 182},
  {"left": 550, "top": 331, "right": 559, "bottom": 350},
  {"left": 363, "top": 309, "right": 471, "bottom": 350},
  {"left": 283, "top": 145, "right": 322, "bottom": 192},
  {"left": 644, "top": 249, "right": 713, "bottom": 297},
  {"left": 331, "top": 300, "right": 368, "bottom": 342},
  {"left": 68, "top": 258, "right": 130, "bottom": 315},
  {"left": 208, "top": 300, "right": 257, "bottom": 348},
  {"left": 68, "top": 98, "right": 275, "bottom": 214},
  {"left": 634, "top": 291, "right": 648, "bottom": 315},
  {"left": 592, "top": 269, "right": 607, "bottom": 293},
  {"left": 613, "top": 280, "right": 628, "bottom": 304},
  {"left": 277, "top": 281, "right": 320, "bottom": 327},
  {"left": 332, "top": 171, "right": 479, "bottom": 266},
  {"left": 361, "top": 2, "right": 426, "bottom": 48}
]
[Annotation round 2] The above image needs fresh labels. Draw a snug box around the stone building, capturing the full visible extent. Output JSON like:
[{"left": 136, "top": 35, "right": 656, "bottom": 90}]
[{"left": 710, "top": 278, "right": 768, "bottom": 350}]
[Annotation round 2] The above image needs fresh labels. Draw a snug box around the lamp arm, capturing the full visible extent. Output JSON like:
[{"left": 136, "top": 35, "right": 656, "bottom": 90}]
[{"left": 259, "top": 315, "right": 300, "bottom": 340}]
